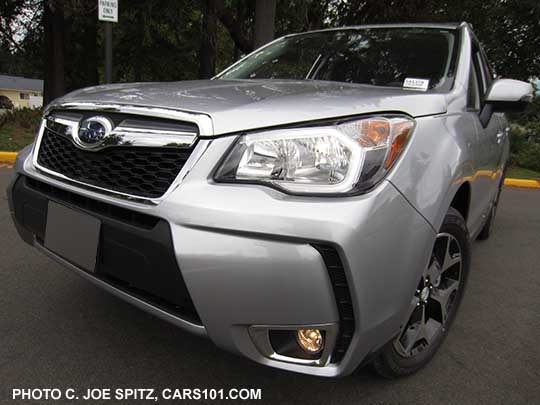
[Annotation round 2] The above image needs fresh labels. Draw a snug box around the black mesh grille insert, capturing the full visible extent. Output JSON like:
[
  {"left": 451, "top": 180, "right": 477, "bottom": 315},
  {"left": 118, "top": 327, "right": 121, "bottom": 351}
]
[
  {"left": 312, "top": 244, "right": 355, "bottom": 363},
  {"left": 37, "top": 129, "right": 194, "bottom": 198}
]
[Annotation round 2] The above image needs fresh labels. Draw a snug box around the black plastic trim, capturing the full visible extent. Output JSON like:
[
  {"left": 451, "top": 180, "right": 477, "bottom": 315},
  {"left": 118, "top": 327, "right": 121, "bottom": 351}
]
[
  {"left": 11, "top": 176, "right": 201, "bottom": 325},
  {"left": 312, "top": 244, "right": 355, "bottom": 363},
  {"left": 25, "top": 177, "right": 159, "bottom": 230}
]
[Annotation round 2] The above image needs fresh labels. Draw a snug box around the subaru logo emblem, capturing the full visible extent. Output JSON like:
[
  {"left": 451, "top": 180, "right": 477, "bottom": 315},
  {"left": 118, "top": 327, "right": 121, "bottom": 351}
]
[{"left": 76, "top": 116, "right": 113, "bottom": 149}]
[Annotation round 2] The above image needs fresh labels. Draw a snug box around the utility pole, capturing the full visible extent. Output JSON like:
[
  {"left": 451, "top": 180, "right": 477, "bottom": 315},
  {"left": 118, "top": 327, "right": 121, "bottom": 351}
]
[{"left": 98, "top": 0, "right": 118, "bottom": 84}]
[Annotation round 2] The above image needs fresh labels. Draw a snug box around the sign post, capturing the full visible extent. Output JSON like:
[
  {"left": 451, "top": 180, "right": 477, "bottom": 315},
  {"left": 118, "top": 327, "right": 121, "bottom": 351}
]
[{"left": 98, "top": 0, "right": 118, "bottom": 84}]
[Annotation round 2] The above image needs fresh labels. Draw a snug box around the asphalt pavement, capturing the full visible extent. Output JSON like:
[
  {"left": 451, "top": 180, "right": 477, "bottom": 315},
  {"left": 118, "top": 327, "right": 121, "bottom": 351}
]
[{"left": 1, "top": 167, "right": 539, "bottom": 404}]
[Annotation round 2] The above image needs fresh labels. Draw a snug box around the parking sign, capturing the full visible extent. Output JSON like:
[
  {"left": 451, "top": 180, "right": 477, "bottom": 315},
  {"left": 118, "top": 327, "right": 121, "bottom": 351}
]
[{"left": 98, "top": 0, "right": 118, "bottom": 23}]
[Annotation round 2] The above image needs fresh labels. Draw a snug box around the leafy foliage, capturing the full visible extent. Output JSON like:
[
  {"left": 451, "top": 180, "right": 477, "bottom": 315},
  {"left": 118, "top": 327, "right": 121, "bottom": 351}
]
[
  {"left": 113, "top": 0, "right": 203, "bottom": 82},
  {"left": 0, "top": 0, "right": 43, "bottom": 78},
  {"left": 508, "top": 85, "right": 540, "bottom": 173},
  {"left": 329, "top": 0, "right": 540, "bottom": 81},
  {"left": 2, "top": 0, "right": 539, "bottom": 88},
  {"left": 0, "top": 107, "right": 42, "bottom": 151},
  {"left": 509, "top": 120, "right": 540, "bottom": 173},
  {"left": 0, "top": 96, "right": 14, "bottom": 110}
]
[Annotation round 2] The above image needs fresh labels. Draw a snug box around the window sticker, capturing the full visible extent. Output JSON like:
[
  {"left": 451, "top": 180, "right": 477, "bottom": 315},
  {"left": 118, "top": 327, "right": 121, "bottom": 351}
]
[{"left": 403, "top": 78, "right": 430, "bottom": 91}]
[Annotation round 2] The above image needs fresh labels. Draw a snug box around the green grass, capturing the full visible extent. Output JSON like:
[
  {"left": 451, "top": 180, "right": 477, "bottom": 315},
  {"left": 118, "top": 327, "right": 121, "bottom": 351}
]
[
  {"left": 0, "top": 124, "right": 37, "bottom": 151},
  {"left": 0, "top": 108, "right": 42, "bottom": 151},
  {"left": 507, "top": 166, "right": 540, "bottom": 180}
]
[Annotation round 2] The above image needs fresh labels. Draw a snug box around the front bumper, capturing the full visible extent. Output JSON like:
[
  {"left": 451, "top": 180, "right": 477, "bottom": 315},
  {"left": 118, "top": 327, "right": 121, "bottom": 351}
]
[{"left": 8, "top": 139, "right": 435, "bottom": 377}]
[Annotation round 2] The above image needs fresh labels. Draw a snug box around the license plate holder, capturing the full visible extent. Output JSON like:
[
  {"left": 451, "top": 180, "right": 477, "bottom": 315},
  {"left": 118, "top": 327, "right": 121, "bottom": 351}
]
[{"left": 44, "top": 201, "right": 101, "bottom": 272}]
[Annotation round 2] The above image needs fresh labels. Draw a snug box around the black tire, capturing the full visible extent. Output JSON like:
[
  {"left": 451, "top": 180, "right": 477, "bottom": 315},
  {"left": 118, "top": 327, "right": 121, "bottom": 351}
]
[
  {"left": 477, "top": 170, "right": 505, "bottom": 240},
  {"left": 373, "top": 207, "right": 471, "bottom": 378}
]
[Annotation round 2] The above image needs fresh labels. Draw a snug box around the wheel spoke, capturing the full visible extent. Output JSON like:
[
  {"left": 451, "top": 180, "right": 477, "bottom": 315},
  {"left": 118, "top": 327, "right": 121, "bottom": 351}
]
[
  {"left": 406, "top": 295, "right": 421, "bottom": 318},
  {"left": 430, "top": 279, "right": 459, "bottom": 322},
  {"left": 441, "top": 235, "right": 461, "bottom": 271},
  {"left": 399, "top": 306, "right": 426, "bottom": 354},
  {"left": 424, "top": 318, "right": 442, "bottom": 344},
  {"left": 426, "top": 262, "right": 441, "bottom": 285}
]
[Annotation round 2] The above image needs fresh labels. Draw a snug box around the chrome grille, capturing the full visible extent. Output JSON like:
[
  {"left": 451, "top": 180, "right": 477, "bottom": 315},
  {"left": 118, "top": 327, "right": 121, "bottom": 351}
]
[{"left": 35, "top": 110, "right": 199, "bottom": 199}]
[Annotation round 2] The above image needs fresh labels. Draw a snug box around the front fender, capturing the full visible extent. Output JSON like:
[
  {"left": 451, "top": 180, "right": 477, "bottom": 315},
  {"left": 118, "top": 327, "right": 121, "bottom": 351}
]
[{"left": 387, "top": 113, "right": 476, "bottom": 233}]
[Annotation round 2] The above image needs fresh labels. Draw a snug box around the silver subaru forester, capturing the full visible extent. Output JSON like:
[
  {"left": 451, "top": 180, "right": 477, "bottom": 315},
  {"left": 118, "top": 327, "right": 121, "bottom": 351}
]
[{"left": 7, "top": 22, "right": 533, "bottom": 378}]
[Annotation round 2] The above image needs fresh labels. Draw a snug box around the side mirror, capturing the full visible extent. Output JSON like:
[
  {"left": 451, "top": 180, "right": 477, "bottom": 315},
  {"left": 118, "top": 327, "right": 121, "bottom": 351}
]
[
  {"left": 480, "top": 79, "right": 534, "bottom": 126},
  {"left": 485, "top": 79, "right": 533, "bottom": 112}
]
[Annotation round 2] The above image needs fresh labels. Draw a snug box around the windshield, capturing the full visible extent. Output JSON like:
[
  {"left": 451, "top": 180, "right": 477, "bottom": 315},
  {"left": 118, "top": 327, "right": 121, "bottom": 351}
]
[{"left": 218, "top": 28, "right": 459, "bottom": 91}]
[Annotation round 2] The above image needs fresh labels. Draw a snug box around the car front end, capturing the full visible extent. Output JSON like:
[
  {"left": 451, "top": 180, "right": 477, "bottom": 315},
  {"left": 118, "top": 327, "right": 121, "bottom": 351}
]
[
  {"left": 7, "top": 24, "right": 468, "bottom": 377},
  {"left": 7, "top": 100, "right": 438, "bottom": 377}
]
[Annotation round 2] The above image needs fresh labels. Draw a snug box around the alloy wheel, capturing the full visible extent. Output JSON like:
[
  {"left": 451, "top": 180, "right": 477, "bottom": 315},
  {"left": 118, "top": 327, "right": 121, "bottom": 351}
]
[{"left": 394, "top": 233, "right": 463, "bottom": 358}]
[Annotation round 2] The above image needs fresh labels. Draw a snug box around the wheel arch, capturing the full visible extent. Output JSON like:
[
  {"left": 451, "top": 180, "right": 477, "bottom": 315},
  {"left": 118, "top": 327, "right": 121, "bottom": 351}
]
[{"left": 449, "top": 181, "right": 471, "bottom": 222}]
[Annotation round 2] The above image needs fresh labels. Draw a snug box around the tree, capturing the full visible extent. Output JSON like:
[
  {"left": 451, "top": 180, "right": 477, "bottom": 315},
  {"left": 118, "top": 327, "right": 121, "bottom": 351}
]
[
  {"left": 0, "top": 0, "right": 43, "bottom": 78},
  {"left": 215, "top": 0, "right": 330, "bottom": 58},
  {"left": 2, "top": 0, "right": 539, "bottom": 98},
  {"left": 0, "top": 95, "right": 15, "bottom": 110},
  {"left": 113, "top": 0, "right": 202, "bottom": 82},
  {"left": 43, "top": 0, "right": 65, "bottom": 104},
  {"left": 254, "top": 0, "right": 276, "bottom": 49},
  {"left": 275, "top": 0, "right": 331, "bottom": 34},
  {"left": 64, "top": 1, "right": 99, "bottom": 90},
  {"left": 0, "top": 0, "right": 29, "bottom": 53},
  {"left": 217, "top": 0, "right": 253, "bottom": 54},
  {"left": 199, "top": 0, "right": 218, "bottom": 78},
  {"left": 331, "top": 0, "right": 540, "bottom": 81}
]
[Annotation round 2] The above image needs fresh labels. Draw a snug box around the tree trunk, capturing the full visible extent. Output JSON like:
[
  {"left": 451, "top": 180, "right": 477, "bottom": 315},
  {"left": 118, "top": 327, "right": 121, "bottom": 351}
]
[
  {"left": 199, "top": 0, "right": 217, "bottom": 79},
  {"left": 134, "top": 11, "right": 143, "bottom": 82},
  {"left": 43, "top": 0, "right": 65, "bottom": 105},
  {"left": 83, "top": 12, "right": 99, "bottom": 87},
  {"left": 254, "top": 0, "right": 276, "bottom": 49}
]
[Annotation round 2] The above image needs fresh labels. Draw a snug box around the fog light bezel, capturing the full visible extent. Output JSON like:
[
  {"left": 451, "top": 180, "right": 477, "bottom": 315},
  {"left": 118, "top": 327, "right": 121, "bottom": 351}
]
[{"left": 249, "top": 324, "right": 338, "bottom": 367}]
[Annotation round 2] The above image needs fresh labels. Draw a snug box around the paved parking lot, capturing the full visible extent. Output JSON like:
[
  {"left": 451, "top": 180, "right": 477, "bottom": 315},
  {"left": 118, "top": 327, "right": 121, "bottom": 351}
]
[{"left": 1, "top": 167, "right": 539, "bottom": 404}]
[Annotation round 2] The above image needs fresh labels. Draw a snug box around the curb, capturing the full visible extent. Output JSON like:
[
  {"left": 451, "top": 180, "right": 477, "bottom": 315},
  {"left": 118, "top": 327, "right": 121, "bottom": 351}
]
[
  {"left": 504, "top": 178, "right": 540, "bottom": 189},
  {"left": 0, "top": 150, "right": 539, "bottom": 189},
  {"left": 0, "top": 151, "right": 17, "bottom": 164}
]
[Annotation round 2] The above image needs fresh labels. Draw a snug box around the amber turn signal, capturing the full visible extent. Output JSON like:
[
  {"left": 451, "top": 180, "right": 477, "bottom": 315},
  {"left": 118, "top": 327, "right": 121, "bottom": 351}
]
[{"left": 384, "top": 121, "right": 414, "bottom": 169}]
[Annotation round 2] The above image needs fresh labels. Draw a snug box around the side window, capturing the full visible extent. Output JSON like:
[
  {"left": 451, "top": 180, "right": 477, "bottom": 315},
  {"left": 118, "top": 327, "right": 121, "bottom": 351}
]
[
  {"left": 479, "top": 51, "right": 494, "bottom": 88},
  {"left": 467, "top": 64, "right": 480, "bottom": 110},
  {"left": 473, "top": 51, "right": 487, "bottom": 97},
  {"left": 469, "top": 42, "right": 490, "bottom": 110}
]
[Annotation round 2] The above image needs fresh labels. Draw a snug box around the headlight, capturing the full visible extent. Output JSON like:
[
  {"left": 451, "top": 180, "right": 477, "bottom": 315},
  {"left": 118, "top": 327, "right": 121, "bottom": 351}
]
[{"left": 215, "top": 116, "right": 415, "bottom": 195}]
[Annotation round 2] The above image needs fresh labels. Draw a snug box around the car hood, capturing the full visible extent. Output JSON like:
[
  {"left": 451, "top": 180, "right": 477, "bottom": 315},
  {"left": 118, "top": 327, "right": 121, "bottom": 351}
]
[{"left": 52, "top": 80, "right": 447, "bottom": 135}]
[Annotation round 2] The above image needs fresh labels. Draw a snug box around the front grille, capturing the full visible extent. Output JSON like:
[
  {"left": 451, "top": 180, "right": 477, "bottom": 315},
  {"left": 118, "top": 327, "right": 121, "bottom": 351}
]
[
  {"left": 312, "top": 244, "right": 355, "bottom": 363},
  {"left": 37, "top": 129, "right": 194, "bottom": 198}
]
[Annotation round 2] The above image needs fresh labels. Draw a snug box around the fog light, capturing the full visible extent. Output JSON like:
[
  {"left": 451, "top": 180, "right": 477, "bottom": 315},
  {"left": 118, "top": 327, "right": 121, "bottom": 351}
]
[{"left": 296, "top": 329, "right": 324, "bottom": 354}]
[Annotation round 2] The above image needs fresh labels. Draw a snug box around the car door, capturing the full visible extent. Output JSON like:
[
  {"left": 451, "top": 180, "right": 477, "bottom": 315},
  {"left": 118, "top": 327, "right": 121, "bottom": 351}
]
[
  {"left": 467, "top": 42, "right": 503, "bottom": 232},
  {"left": 477, "top": 47, "right": 507, "bottom": 173}
]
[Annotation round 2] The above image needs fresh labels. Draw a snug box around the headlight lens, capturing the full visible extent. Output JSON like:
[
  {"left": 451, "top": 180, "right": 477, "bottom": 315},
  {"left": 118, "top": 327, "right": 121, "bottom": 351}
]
[{"left": 215, "top": 116, "right": 414, "bottom": 194}]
